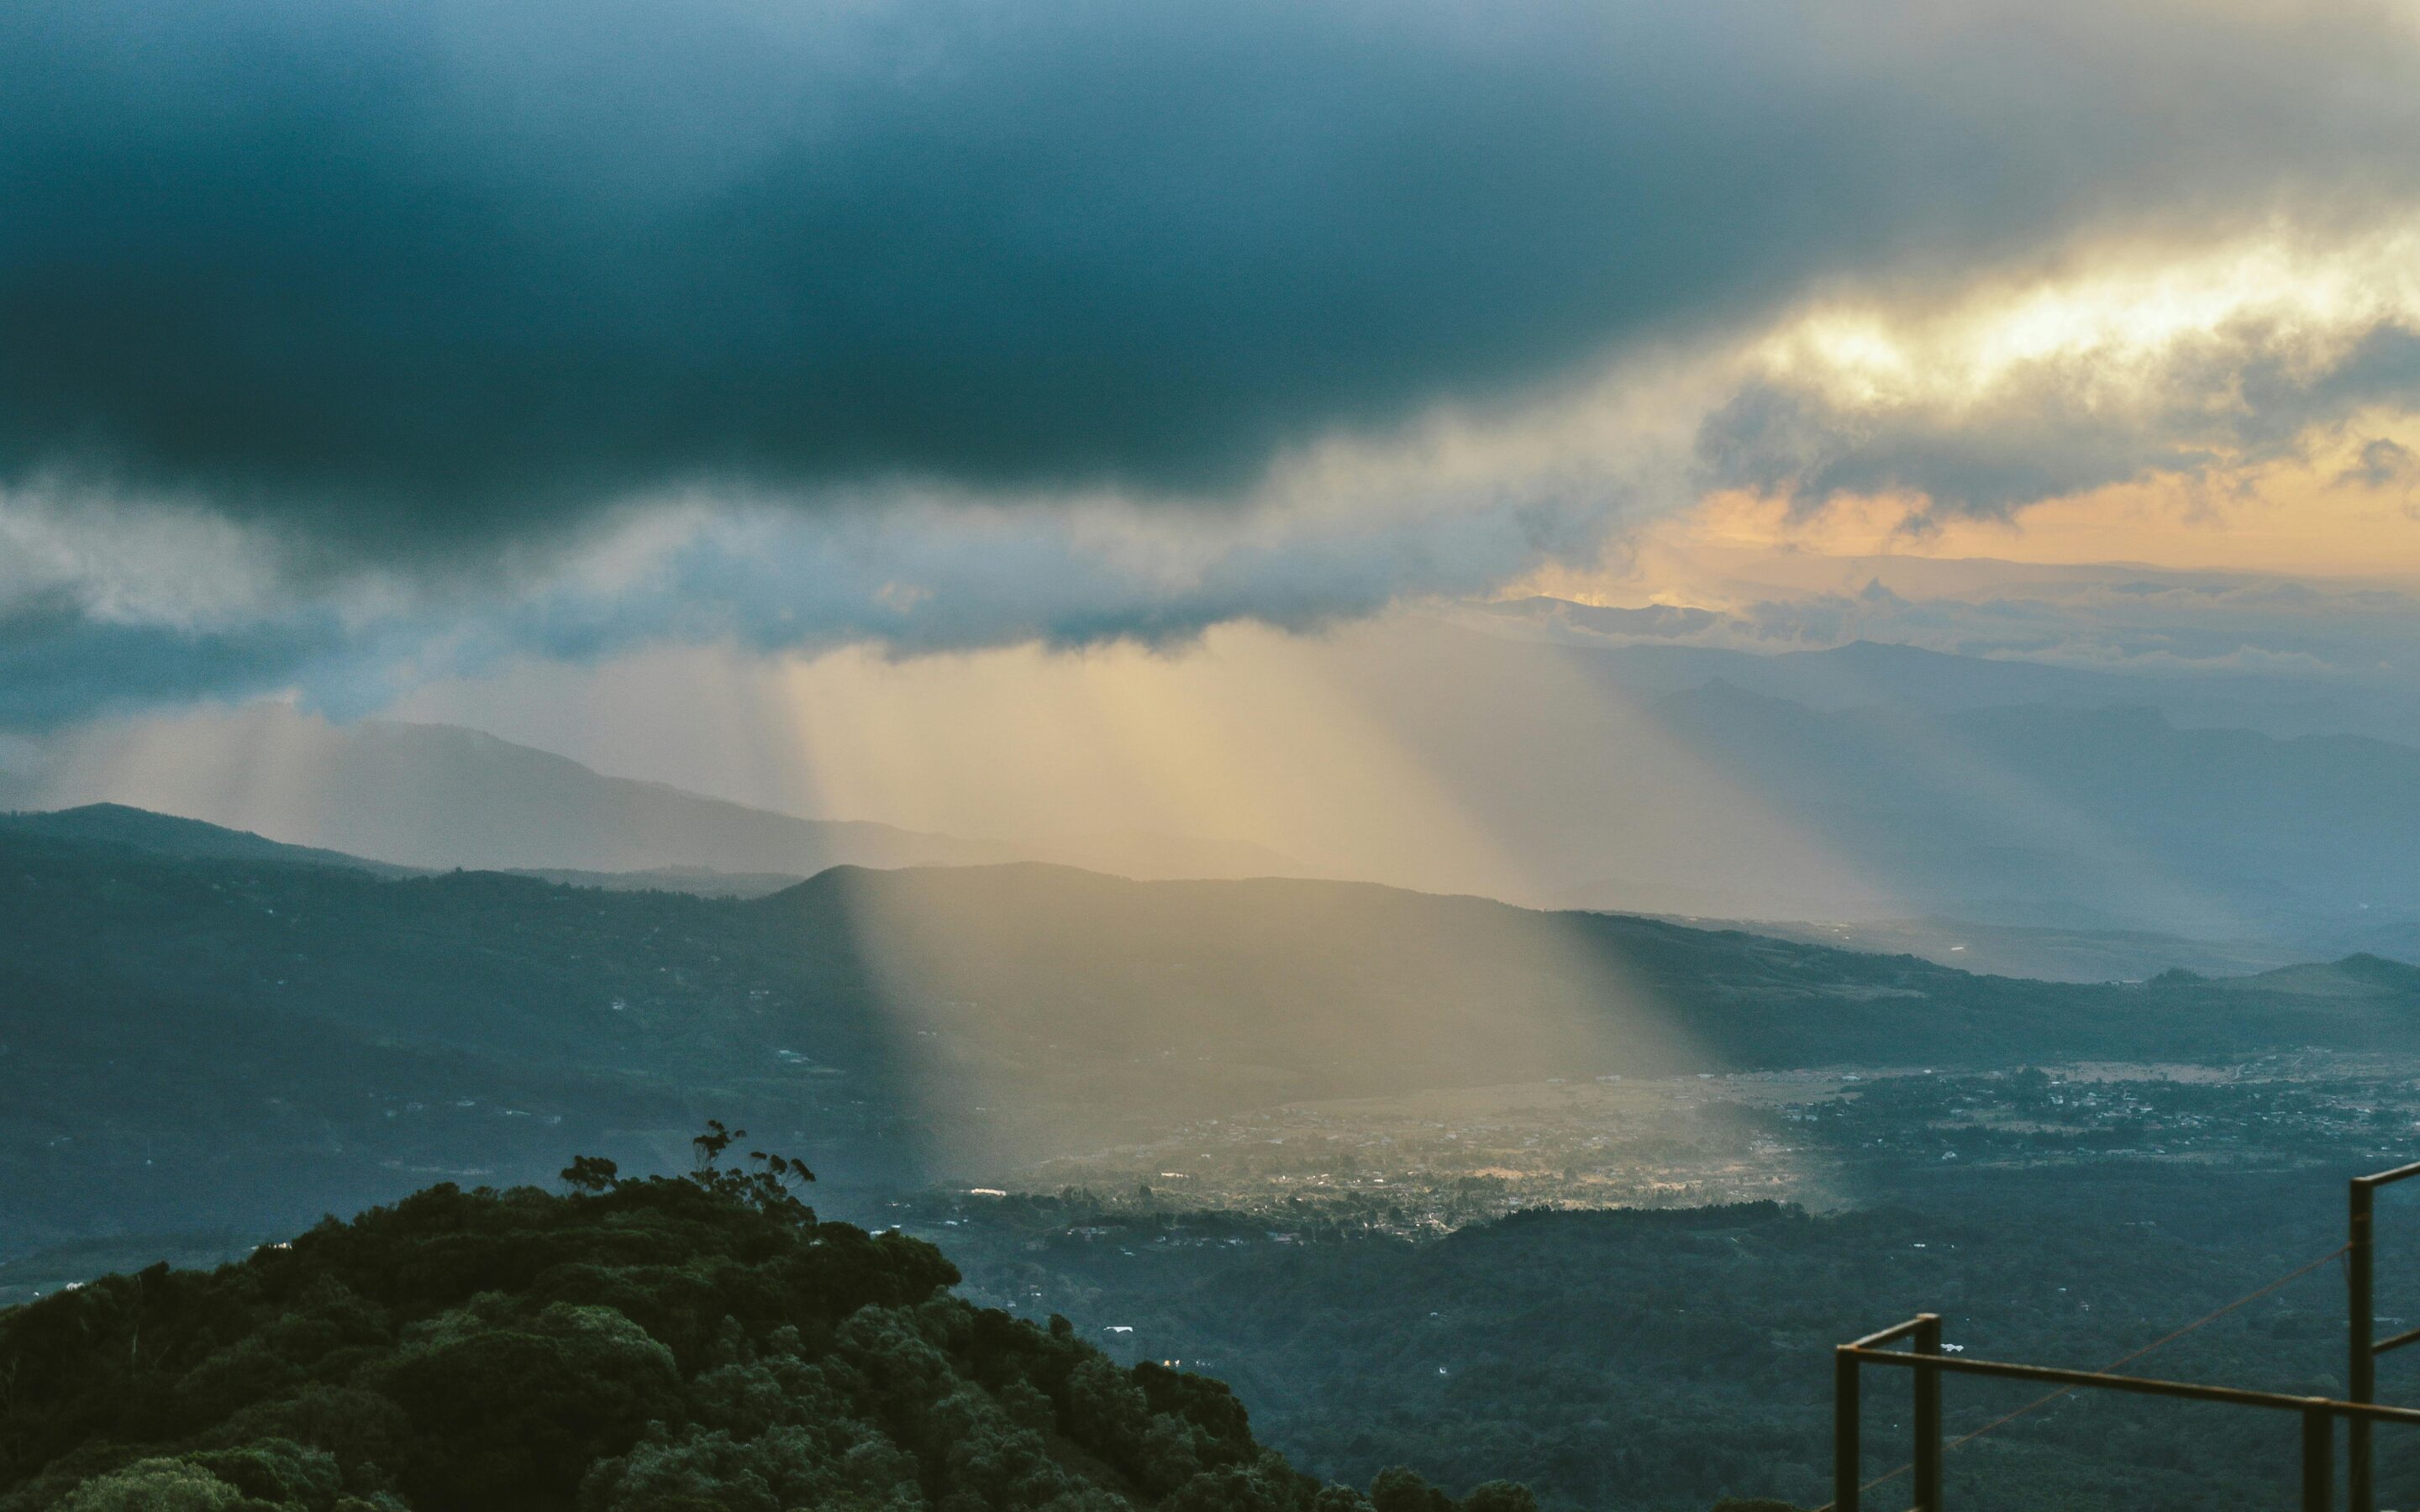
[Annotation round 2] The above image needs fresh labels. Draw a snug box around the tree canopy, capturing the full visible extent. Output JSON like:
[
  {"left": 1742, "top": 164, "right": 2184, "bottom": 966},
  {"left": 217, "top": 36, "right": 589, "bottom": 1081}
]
[{"left": 0, "top": 1142, "right": 1526, "bottom": 1512}]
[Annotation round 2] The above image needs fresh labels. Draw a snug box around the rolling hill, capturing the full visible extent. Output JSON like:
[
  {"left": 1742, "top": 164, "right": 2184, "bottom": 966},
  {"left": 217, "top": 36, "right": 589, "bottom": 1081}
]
[
  {"left": 0, "top": 801, "right": 415, "bottom": 874},
  {"left": 10, "top": 813, "right": 2420, "bottom": 1252}
]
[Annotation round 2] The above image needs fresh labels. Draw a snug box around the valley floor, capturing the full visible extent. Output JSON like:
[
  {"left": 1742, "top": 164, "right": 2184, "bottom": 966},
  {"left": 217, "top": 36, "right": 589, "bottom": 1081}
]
[
  {"left": 889, "top": 1054, "right": 2420, "bottom": 1511},
  {"left": 16, "top": 1053, "right": 2420, "bottom": 1510},
  {"left": 973, "top": 1053, "right": 2420, "bottom": 1234}
]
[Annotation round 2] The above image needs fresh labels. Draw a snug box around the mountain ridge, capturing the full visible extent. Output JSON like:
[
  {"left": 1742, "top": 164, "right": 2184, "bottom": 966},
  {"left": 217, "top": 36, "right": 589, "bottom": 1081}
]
[
  {"left": 1, "top": 708, "right": 1307, "bottom": 883},
  {"left": 12, "top": 821, "right": 2420, "bottom": 1252},
  {"left": 0, "top": 801, "right": 418, "bottom": 875}
]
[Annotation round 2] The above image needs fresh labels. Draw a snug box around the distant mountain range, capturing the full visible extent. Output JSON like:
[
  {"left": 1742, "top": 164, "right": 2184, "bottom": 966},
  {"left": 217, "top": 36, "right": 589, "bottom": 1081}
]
[
  {"left": 1634, "top": 914, "right": 2305, "bottom": 985},
  {"left": 1461, "top": 598, "right": 2420, "bottom": 746},
  {"left": 18, "top": 617, "right": 2420, "bottom": 959},
  {"left": 9, "top": 808, "right": 2420, "bottom": 1252},
  {"left": 0, "top": 704, "right": 1305, "bottom": 882},
  {"left": 8, "top": 798, "right": 2346, "bottom": 983},
  {"left": 1616, "top": 683, "right": 2420, "bottom": 936},
  {"left": 1262, "top": 617, "right": 2420, "bottom": 944}
]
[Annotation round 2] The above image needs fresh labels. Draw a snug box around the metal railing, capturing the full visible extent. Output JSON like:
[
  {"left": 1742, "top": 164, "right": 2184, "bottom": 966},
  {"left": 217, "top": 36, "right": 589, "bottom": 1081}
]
[
  {"left": 2348, "top": 1158, "right": 2420, "bottom": 1510},
  {"left": 1834, "top": 1315, "right": 2420, "bottom": 1510},
  {"left": 1829, "top": 1157, "right": 2420, "bottom": 1510}
]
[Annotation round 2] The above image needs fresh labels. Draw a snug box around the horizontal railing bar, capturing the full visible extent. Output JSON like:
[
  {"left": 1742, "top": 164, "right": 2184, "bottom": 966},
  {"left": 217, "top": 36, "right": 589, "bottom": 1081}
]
[
  {"left": 2375, "top": 1325, "right": 2420, "bottom": 1357},
  {"left": 1847, "top": 1318, "right": 1928, "bottom": 1350},
  {"left": 1843, "top": 1347, "right": 2420, "bottom": 1425},
  {"left": 2358, "top": 1161, "right": 2420, "bottom": 1189}
]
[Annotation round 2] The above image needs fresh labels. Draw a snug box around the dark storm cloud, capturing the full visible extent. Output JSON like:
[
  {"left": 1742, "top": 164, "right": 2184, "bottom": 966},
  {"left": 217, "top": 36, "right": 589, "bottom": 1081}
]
[
  {"left": 1698, "top": 319, "right": 2420, "bottom": 519},
  {"left": 0, "top": 596, "right": 334, "bottom": 727},
  {"left": 0, "top": 478, "right": 1612, "bottom": 728},
  {"left": 7, "top": 0, "right": 2420, "bottom": 554}
]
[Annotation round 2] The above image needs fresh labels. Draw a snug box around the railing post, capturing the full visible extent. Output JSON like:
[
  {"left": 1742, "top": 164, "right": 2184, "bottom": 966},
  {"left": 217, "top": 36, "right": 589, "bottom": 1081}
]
[
  {"left": 2304, "top": 1405, "right": 2334, "bottom": 1512},
  {"left": 1912, "top": 1314, "right": 1943, "bottom": 1511},
  {"left": 2352, "top": 1179, "right": 2375, "bottom": 1512},
  {"left": 1834, "top": 1345, "right": 1860, "bottom": 1512}
]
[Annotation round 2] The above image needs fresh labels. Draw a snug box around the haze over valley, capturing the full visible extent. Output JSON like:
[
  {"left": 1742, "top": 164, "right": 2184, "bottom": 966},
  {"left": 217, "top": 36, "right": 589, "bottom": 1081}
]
[
  {"left": 21, "top": 599, "right": 2420, "bottom": 979},
  {"left": 17, "top": 3, "right": 2420, "bottom": 1508}
]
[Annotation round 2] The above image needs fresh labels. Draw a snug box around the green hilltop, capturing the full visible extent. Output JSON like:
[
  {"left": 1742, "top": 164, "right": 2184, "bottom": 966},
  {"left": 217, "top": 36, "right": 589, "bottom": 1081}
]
[{"left": 0, "top": 1139, "right": 1532, "bottom": 1512}]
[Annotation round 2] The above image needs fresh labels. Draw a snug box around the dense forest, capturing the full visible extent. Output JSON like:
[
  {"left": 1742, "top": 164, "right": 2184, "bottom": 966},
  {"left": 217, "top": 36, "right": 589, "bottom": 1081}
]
[{"left": 0, "top": 1134, "right": 1544, "bottom": 1512}]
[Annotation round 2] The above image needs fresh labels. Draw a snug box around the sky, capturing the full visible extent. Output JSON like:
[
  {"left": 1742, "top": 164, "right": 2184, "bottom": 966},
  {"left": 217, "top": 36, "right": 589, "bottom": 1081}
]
[{"left": 13, "top": 0, "right": 2420, "bottom": 848}]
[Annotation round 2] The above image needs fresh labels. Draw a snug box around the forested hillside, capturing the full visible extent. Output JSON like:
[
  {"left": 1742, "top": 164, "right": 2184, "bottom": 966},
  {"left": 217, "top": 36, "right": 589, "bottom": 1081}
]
[
  {"left": 13, "top": 818, "right": 2420, "bottom": 1250},
  {"left": 922, "top": 1161, "right": 2420, "bottom": 1511},
  {"left": 0, "top": 1141, "right": 1523, "bottom": 1512}
]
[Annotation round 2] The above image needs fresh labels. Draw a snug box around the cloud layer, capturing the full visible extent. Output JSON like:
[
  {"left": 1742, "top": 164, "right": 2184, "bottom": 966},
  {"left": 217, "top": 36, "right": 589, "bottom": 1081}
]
[
  {"left": 8, "top": 0, "right": 2420, "bottom": 554},
  {"left": 12, "top": 0, "right": 2420, "bottom": 723},
  {"left": 1703, "top": 316, "right": 2420, "bottom": 520},
  {"left": 0, "top": 478, "right": 1613, "bottom": 727}
]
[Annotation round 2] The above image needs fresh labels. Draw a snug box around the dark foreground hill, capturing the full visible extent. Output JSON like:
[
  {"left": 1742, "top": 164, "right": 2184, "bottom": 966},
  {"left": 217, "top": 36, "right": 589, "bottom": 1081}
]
[
  {"left": 0, "top": 1150, "right": 1519, "bottom": 1512},
  {"left": 11, "top": 816, "right": 2420, "bottom": 1247}
]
